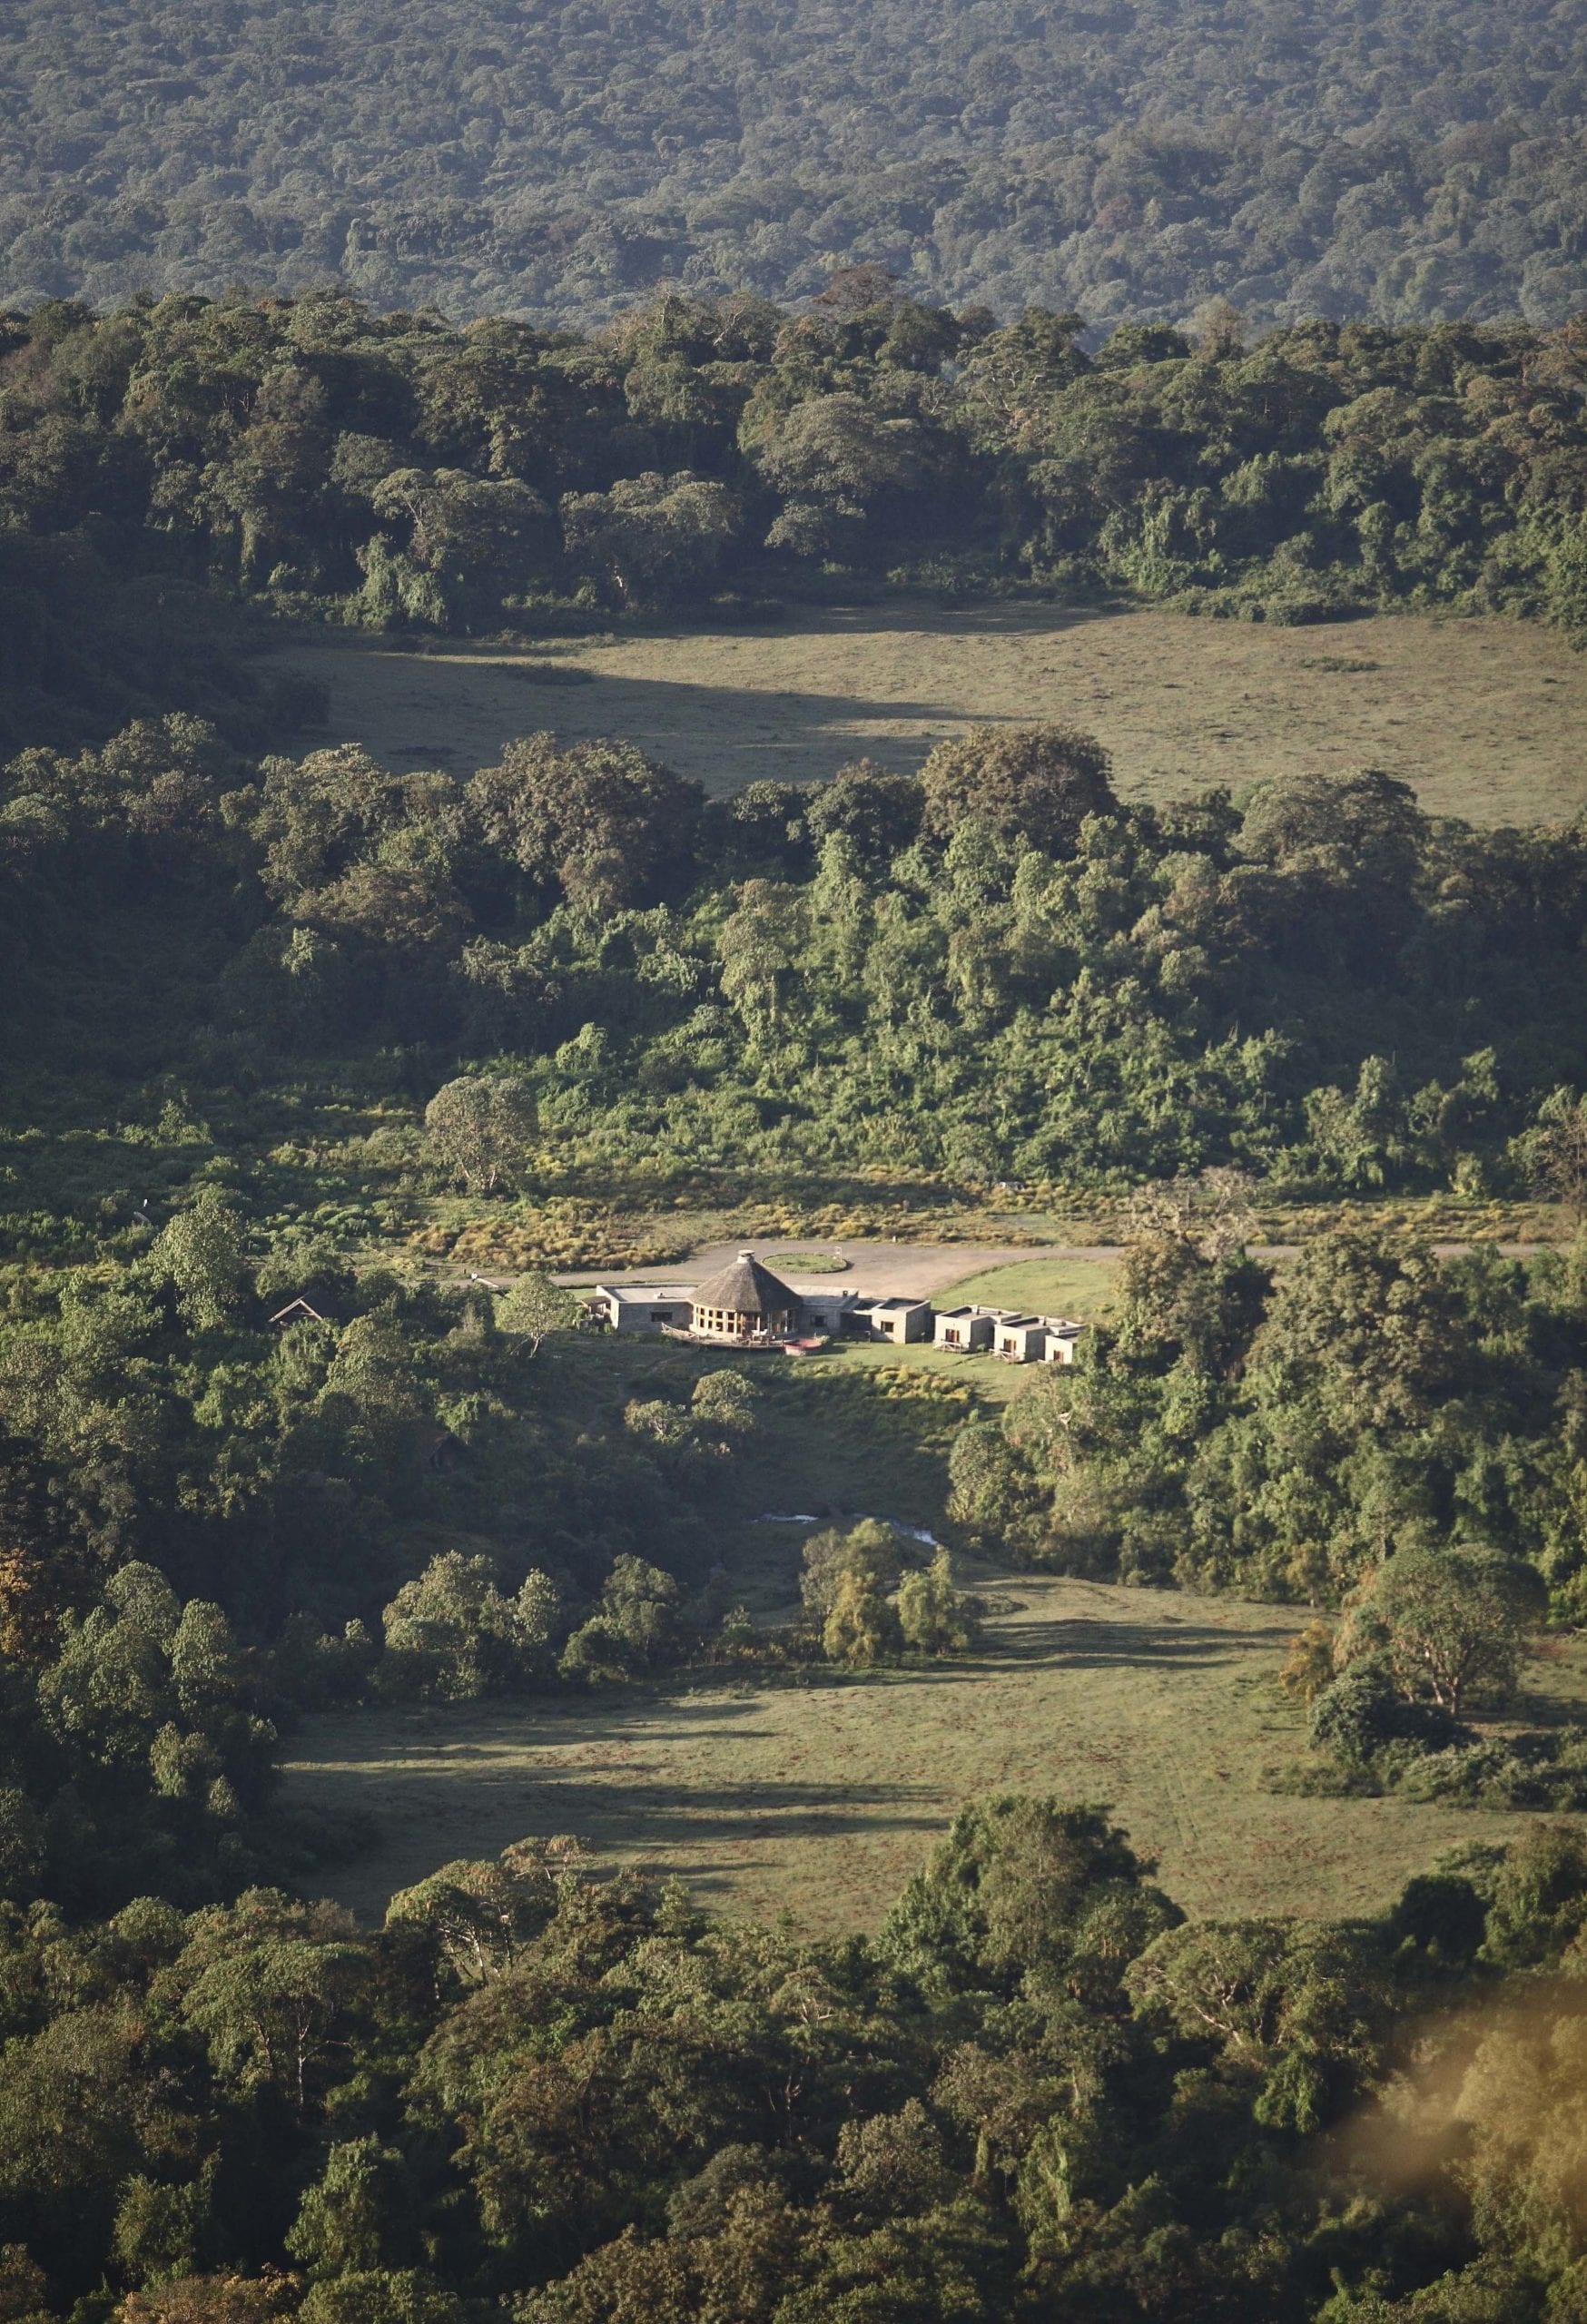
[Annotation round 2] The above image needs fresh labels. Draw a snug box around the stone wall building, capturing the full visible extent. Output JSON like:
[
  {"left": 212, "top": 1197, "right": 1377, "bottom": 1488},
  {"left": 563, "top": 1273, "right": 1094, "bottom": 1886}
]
[
  {"left": 851, "top": 1296, "right": 934, "bottom": 1344},
  {"left": 994, "top": 1314, "right": 1048, "bottom": 1362},
  {"left": 587, "top": 1285, "right": 697, "bottom": 1333},
  {"left": 934, "top": 1305, "right": 995, "bottom": 1352}
]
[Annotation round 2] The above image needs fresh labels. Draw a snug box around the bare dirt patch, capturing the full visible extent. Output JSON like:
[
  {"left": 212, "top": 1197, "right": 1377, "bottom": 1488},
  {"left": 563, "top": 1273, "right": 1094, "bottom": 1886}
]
[
  {"left": 285, "top": 1567, "right": 1584, "bottom": 1935},
  {"left": 273, "top": 603, "right": 1587, "bottom": 823}
]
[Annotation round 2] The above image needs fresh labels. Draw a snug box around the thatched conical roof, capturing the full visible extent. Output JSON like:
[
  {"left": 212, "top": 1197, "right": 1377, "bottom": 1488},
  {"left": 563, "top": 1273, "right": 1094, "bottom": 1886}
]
[{"left": 691, "top": 1250, "right": 796, "bottom": 1315}]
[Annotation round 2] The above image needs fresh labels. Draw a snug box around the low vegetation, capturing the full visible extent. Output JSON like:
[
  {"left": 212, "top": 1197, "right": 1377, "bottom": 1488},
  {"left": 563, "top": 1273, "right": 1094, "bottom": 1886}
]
[
  {"left": 936, "top": 1254, "right": 1122, "bottom": 1319},
  {"left": 288, "top": 1563, "right": 1587, "bottom": 1935},
  {"left": 279, "top": 606, "right": 1587, "bottom": 828}
]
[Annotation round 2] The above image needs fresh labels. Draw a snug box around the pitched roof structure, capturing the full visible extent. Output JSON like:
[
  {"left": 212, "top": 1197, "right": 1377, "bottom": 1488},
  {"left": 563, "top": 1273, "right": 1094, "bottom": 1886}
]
[
  {"left": 269, "top": 1297, "right": 329, "bottom": 1326},
  {"left": 690, "top": 1250, "right": 797, "bottom": 1316}
]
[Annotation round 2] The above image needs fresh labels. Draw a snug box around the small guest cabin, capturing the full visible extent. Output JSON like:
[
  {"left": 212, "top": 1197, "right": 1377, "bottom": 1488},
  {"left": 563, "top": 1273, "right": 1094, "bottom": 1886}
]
[
  {"left": 994, "top": 1314, "right": 1047, "bottom": 1362},
  {"left": 851, "top": 1295, "right": 933, "bottom": 1344},
  {"left": 934, "top": 1306, "right": 994, "bottom": 1352},
  {"left": 689, "top": 1251, "right": 800, "bottom": 1344},
  {"left": 269, "top": 1297, "right": 330, "bottom": 1329}
]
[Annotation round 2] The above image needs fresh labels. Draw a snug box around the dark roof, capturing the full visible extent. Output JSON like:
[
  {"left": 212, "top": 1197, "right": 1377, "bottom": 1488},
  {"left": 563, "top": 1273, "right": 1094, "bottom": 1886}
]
[{"left": 691, "top": 1249, "right": 797, "bottom": 1315}]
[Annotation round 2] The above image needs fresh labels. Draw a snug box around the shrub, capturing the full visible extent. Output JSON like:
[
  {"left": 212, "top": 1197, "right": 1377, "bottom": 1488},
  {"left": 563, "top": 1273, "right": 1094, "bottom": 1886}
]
[
  {"left": 801, "top": 1520, "right": 904, "bottom": 1620},
  {"left": 380, "top": 1552, "right": 542, "bottom": 1699},
  {"left": 1309, "top": 1666, "right": 1473, "bottom": 1768},
  {"left": 897, "top": 1549, "right": 981, "bottom": 1657},
  {"left": 823, "top": 1570, "right": 902, "bottom": 1668}
]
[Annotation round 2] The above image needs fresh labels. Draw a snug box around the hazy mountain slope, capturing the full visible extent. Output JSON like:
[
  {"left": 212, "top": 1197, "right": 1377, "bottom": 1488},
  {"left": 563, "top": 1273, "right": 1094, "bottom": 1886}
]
[{"left": 3, "top": 0, "right": 1586, "bottom": 325}]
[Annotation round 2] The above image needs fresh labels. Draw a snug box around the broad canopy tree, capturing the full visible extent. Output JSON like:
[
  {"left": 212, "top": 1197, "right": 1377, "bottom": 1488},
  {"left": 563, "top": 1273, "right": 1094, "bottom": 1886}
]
[
  {"left": 422, "top": 1076, "right": 537, "bottom": 1194},
  {"left": 1337, "top": 1543, "right": 1547, "bottom": 1718}
]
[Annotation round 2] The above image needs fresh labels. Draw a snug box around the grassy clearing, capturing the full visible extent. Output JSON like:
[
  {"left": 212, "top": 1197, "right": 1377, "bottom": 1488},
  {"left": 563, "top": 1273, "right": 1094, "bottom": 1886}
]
[
  {"left": 936, "top": 1253, "right": 1124, "bottom": 1318},
  {"left": 273, "top": 604, "right": 1587, "bottom": 824},
  {"left": 286, "top": 1567, "right": 1587, "bottom": 1935}
]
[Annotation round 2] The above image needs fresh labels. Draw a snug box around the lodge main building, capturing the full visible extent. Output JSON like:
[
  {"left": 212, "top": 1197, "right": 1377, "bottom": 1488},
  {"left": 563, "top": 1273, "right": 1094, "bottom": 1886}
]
[{"left": 586, "top": 1251, "right": 1086, "bottom": 1365}]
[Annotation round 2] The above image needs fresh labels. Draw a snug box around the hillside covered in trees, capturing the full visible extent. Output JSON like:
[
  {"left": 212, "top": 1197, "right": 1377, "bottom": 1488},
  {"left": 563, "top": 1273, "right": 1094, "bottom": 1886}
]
[
  {"left": 6, "top": 264, "right": 1587, "bottom": 2319},
  {"left": 6, "top": 706, "right": 1587, "bottom": 1216},
  {"left": 6, "top": 0, "right": 1587, "bottom": 329},
  {"left": 10, "top": 289, "right": 1587, "bottom": 753}
]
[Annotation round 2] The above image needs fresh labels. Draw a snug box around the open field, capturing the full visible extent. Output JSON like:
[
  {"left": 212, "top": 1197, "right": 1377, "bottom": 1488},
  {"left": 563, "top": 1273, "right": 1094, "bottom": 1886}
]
[
  {"left": 285, "top": 1566, "right": 1587, "bottom": 1935},
  {"left": 937, "top": 1253, "right": 1124, "bottom": 1317},
  {"left": 274, "top": 604, "right": 1587, "bottom": 823},
  {"left": 781, "top": 1337, "right": 1032, "bottom": 1406}
]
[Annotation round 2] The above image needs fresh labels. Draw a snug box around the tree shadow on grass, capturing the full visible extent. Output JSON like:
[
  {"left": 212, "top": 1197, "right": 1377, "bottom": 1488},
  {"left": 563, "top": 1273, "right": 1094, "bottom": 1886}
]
[
  {"left": 380, "top": 1690, "right": 771, "bottom": 1759},
  {"left": 848, "top": 1612, "right": 1288, "bottom": 1688},
  {"left": 996, "top": 1615, "right": 1287, "bottom": 1669},
  {"left": 292, "top": 634, "right": 1053, "bottom": 790},
  {"left": 303, "top": 1758, "right": 946, "bottom": 1875},
  {"left": 553, "top": 600, "right": 1114, "bottom": 649},
  {"left": 503, "top": 1776, "right": 945, "bottom": 1843}
]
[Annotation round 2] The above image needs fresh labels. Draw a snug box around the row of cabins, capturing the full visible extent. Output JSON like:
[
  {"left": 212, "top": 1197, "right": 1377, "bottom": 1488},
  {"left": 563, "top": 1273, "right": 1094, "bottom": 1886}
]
[
  {"left": 587, "top": 1253, "right": 1087, "bottom": 1366},
  {"left": 932, "top": 1304, "right": 1087, "bottom": 1364}
]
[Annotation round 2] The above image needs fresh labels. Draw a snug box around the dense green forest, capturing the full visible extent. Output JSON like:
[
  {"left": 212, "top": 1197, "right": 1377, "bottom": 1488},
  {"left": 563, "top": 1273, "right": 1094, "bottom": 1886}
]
[
  {"left": 9, "top": 289, "right": 1587, "bottom": 752},
  {"left": 7, "top": 705, "right": 1587, "bottom": 1209},
  {"left": 10, "top": 281, "right": 1587, "bottom": 2320},
  {"left": 6, "top": 0, "right": 1587, "bottom": 329},
  {"left": 957, "top": 1223, "right": 1587, "bottom": 1613},
  {"left": 8, "top": 1801, "right": 1587, "bottom": 2324},
  {"left": 8, "top": 1154, "right": 1587, "bottom": 2312}
]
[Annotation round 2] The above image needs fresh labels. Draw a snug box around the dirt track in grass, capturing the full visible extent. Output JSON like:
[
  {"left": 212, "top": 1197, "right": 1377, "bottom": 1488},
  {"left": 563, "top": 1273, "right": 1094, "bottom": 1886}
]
[
  {"left": 272, "top": 602, "right": 1587, "bottom": 823},
  {"left": 285, "top": 1566, "right": 1585, "bottom": 1935}
]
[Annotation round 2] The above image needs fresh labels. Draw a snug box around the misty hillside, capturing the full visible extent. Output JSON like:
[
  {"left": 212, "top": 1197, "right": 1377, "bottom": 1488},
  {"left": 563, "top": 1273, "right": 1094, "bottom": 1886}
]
[{"left": 5, "top": 0, "right": 1587, "bottom": 328}]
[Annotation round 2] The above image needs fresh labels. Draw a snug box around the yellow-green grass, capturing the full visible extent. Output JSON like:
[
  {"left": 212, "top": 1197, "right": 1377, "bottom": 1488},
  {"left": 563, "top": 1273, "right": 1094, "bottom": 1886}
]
[
  {"left": 284, "top": 1566, "right": 1587, "bottom": 1935},
  {"left": 272, "top": 604, "right": 1587, "bottom": 824},
  {"left": 793, "top": 1338, "right": 1032, "bottom": 1404},
  {"left": 937, "top": 1253, "right": 1123, "bottom": 1319}
]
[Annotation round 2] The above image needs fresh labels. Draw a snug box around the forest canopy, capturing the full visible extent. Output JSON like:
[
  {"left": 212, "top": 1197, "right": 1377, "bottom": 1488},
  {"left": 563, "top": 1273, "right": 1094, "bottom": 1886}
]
[
  {"left": 10, "top": 289, "right": 1587, "bottom": 749},
  {"left": 5, "top": 0, "right": 1587, "bottom": 329},
  {"left": 12, "top": 15, "right": 1587, "bottom": 2319}
]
